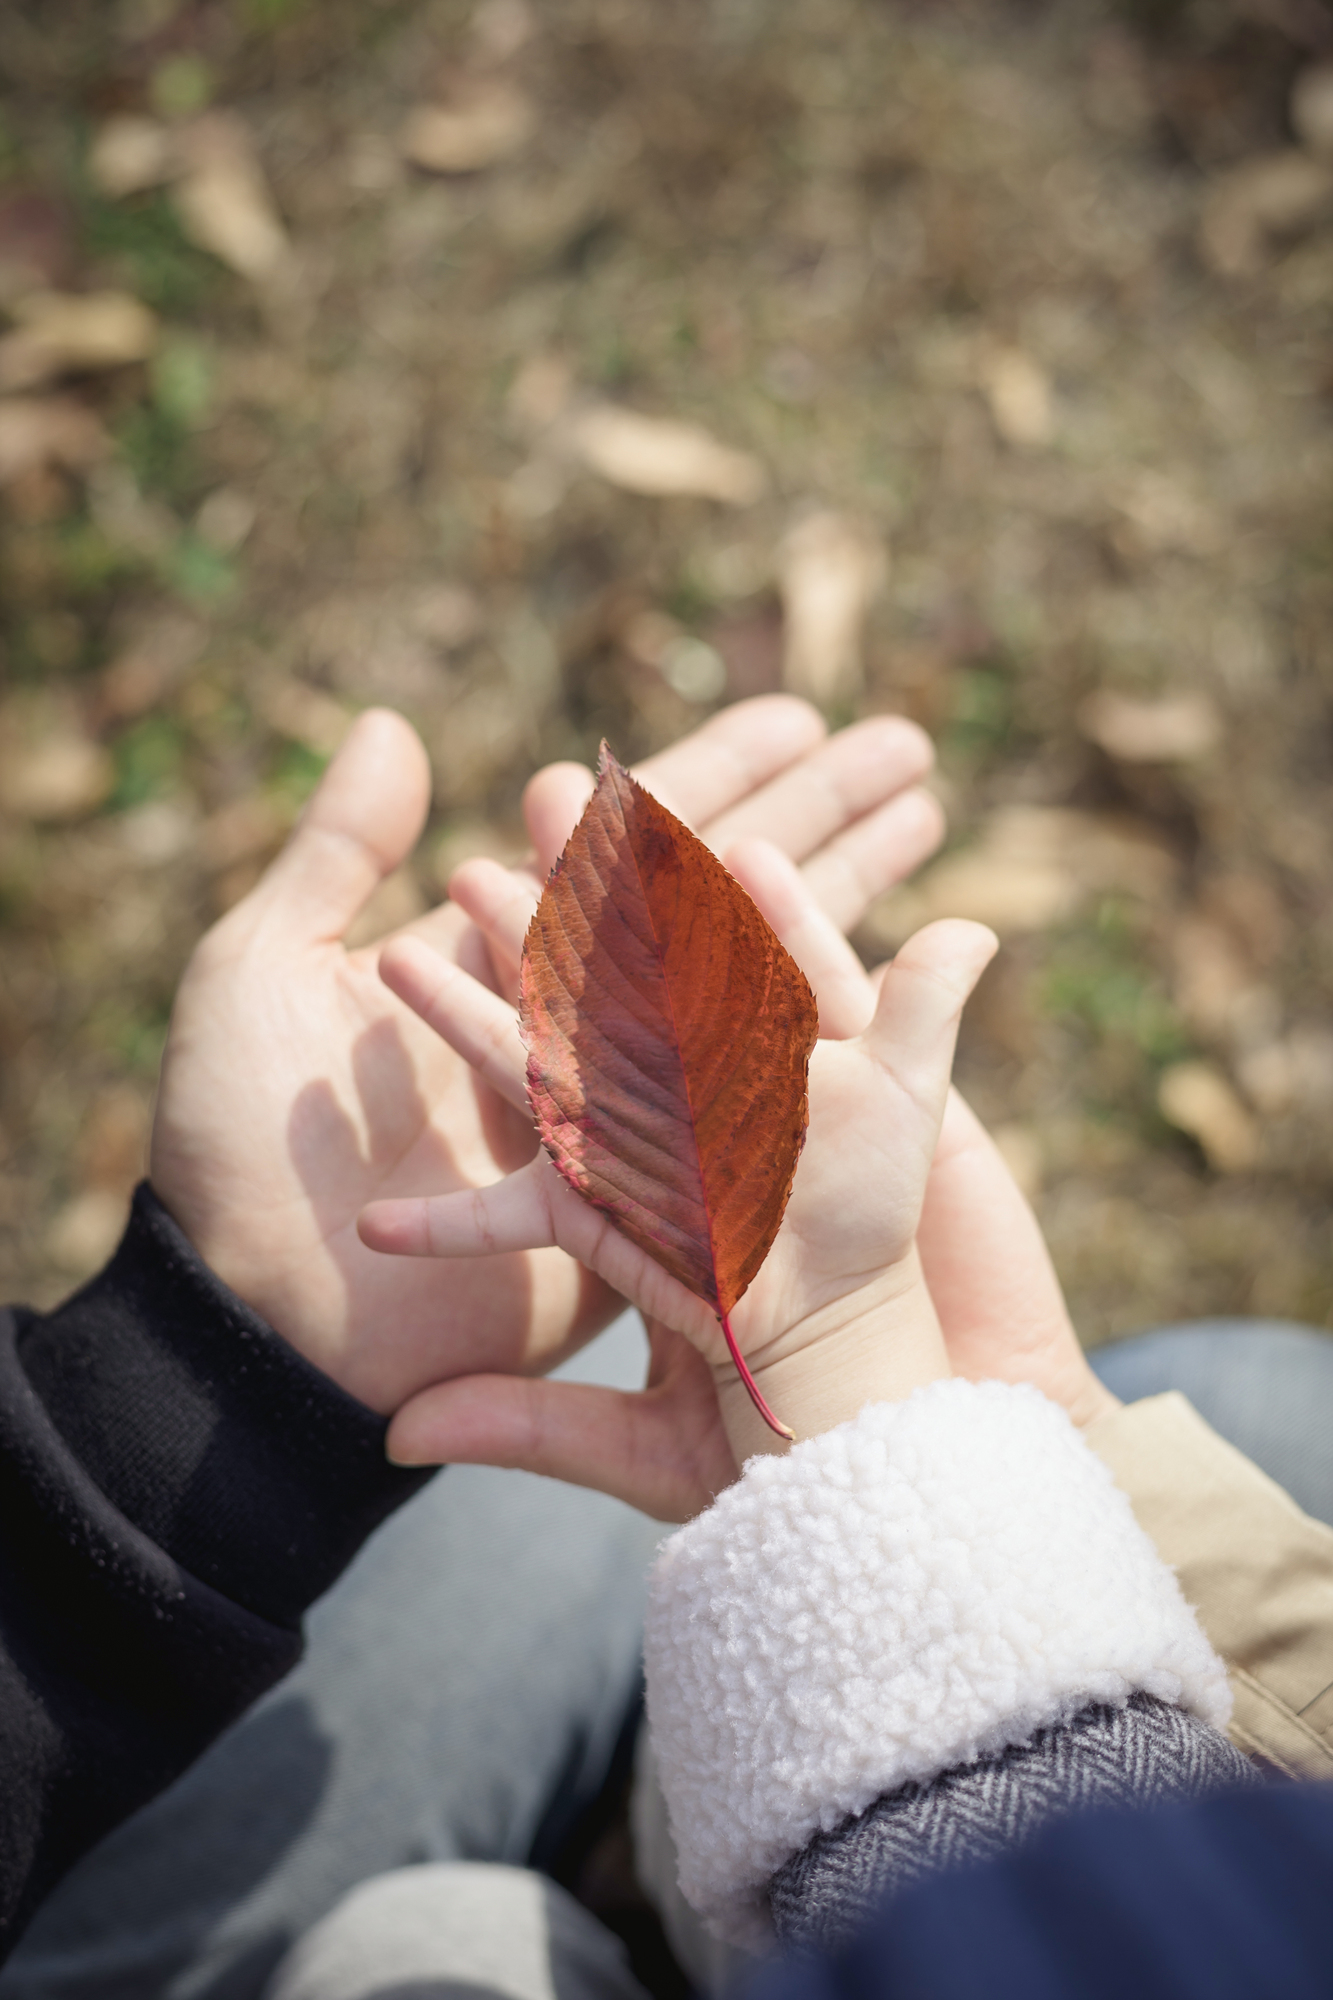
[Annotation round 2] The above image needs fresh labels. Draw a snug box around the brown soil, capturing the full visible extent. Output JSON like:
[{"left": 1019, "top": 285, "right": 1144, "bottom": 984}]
[{"left": 1, "top": 0, "right": 1330, "bottom": 1344}]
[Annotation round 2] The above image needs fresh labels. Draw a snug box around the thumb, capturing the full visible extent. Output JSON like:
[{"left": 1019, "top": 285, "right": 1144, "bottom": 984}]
[
  {"left": 862, "top": 919, "right": 998, "bottom": 1130},
  {"left": 386, "top": 1370, "right": 730, "bottom": 1524},
  {"left": 244, "top": 709, "right": 431, "bottom": 947}
]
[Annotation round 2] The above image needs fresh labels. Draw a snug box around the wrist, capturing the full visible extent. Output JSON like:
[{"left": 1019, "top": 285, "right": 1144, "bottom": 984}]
[{"left": 715, "top": 1246, "right": 950, "bottom": 1463}]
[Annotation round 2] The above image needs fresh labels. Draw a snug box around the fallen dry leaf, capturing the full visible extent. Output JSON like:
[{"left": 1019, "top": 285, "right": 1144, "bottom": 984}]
[
  {"left": 0, "top": 396, "right": 108, "bottom": 486},
  {"left": 471, "top": 0, "right": 536, "bottom": 61},
  {"left": 1169, "top": 912, "right": 1272, "bottom": 1043},
  {"left": 860, "top": 805, "right": 1181, "bottom": 946},
  {"left": 978, "top": 345, "right": 1054, "bottom": 448},
  {"left": 46, "top": 1190, "right": 130, "bottom": 1277},
  {"left": 523, "top": 745, "right": 818, "bottom": 1435},
  {"left": 1158, "top": 1062, "right": 1259, "bottom": 1173},
  {"left": 114, "top": 799, "right": 200, "bottom": 866},
  {"left": 74, "top": 1084, "right": 152, "bottom": 1194},
  {"left": 991, "top": 1122, "right": 1044, "bottom": 1199},
  {"left": 507, "top": 351, "right": 575, "bottom": 432},
  {"left": 194, "top": 485, "right": 256, "bottom": 552},
  {"left": 199, "top": 794, "right": 293, "bottom": 873},
  {"left": 96, "top": 613, "right": 205, "bottom": 723},
  {"left": 1291, "top": 62, "right": 1333, "bottom": 162},
  {"left": 1079, "top": 689, "right": 1221, "bottom": 763},
  {"left": 173, "top": 114, "right": 288, "bottom": 284},
  {"left": 1110, "top": 470, "right": 1221, "bottom": 558},
  {"left": 400, "top": 80, "right": 535, "bottom": 174},
  {"left": 1199, "top": 151, "right": 1333, "bottom": 277},
  {"left": 0, "top": 729, "right": 114, "bottom": 822},
  {"left": 1235, "top": 1028, "right": 1333, "bottom": 1116},
  {"left": 778, "top": 511, "right": 887, "bottom": 705},
  {"left": 569, "top": 403, "right": 766, "bottom": 504},
  {"left": 259, "top": 680, "right": 355, "bottom": 757},
  {"left": 88, "top": 116, "right": 176, "bottom": 199},
  {"left": 0, "top": 290, "right": 158, "bottom": 392}
]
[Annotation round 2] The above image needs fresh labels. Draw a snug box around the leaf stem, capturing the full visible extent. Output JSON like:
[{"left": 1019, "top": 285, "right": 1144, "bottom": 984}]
[{"left": 719, "top": 1311, "right": 795, "bottom": 1441}]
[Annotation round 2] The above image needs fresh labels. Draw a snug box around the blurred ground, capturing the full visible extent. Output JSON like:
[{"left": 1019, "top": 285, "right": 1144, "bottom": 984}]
[{"left": 1, "top": 0, "right": 1331, "bottom": 1342}]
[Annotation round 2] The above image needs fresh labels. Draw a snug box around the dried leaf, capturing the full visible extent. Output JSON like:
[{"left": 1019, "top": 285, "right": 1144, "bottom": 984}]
[
  {"left": 521, "top": 745, "right": 818, "bottom": 1433},
  {"left": 1236, "top": 1028, "right": 1333, "bottom": 1116},
  {"left": 1199, "top": 151, "right": 1333, "bottom": 276},
  {"left": 259, "top": 680, "right": 355, "bottom": 756},
  {"left": 978, "top": 345, "right": 1055, "bottom": 448},
  {"left": 778, "top": 511, "right": 886, "bottom": 704},
  {"left": 0, "top": 395, "right": 108, "bottom": 487},
  {"left": 1079, "top": 689, "right": 1221, "bottom": 763},
  {"left": 1158, "top": 1062, "right": 1259, "bottom": 1174},
  {"left": 46, "top": 1190, "right": 129, "bottom": 1278},
  {"left": 96, "top": 613, "right": 205, "bottom": 724},
  {"left": 569, "top": 404, "right": 767, "bottom": 504},
  {"left": 1110, "top": 471, "right": 1221, "bottom": 558},
  {"left": 1292, "top": 62, "right": 1333, "bottom": 162},
  {"left": 0, "top": 291, "right": 158, "bottom": 393},
  {"left": 0, "top": 728, "right": 114, "bottom": 822},
  {"left": 88, "top": 116, "right": 176, "bottom": 199},
  {"left": 860, "top": 806, "right": 1181, "bottom": 947},
  {"left": 400, "top": 80, "right": 535, "bottom": 174},
  {"left": 194, "top": 485, "right": 256, "bottom": 552},
  {"left": 173, "top": 114, "right": 288, "bottom": 284},
  {"left": 1169, "top": 912, "right": 1272, "bottom": 1044}
]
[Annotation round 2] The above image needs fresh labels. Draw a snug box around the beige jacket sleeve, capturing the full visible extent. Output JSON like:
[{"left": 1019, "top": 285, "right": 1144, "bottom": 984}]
[{"left": 1086, "top": 1391, "right": 1333, "bottom": 1779}]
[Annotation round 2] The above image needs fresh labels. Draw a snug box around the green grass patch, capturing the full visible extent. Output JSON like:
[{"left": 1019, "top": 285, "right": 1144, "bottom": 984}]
[
  {"left": 110, "top": 714, "right": 188, "bottom": 810},
  {"left": 269, "top": 738, "right": 330, "bottom": 806},
  {"left": 940, "top": 664, "right": 1015, "bottom": 763},
  {"left": 1041, "top": 901, "right": 1191, "bottom": 1069},
  {"left": 79, "top": 188, "right": 219, "bottom": 317}
]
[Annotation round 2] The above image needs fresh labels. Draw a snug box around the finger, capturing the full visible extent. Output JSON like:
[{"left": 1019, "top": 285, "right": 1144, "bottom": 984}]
[
  {"left": 724, "top": 837, "right": 874, "bottom": 1039},
  {"left": 378, "top": 934, "right": 527, "bottom": 1108},
  {"left": 244, "top": 709, "right": 431, "bottom": 947},
  {"left": 700, "top": 714, "right": 933, "bottom": 864},
  {"left": 386, "top": 1345, "right": 737, "bottom": 1521},
  {"left": 799, "top": 785, "right": 946, "bottom": 932},
  {"left": 399, "top": 896, "right": 492, "bottom": 980},
  {"left": 446, "top": 857, "right": 540, "bottom": 990},
  {"left": 524, "top": 762, "right": 597, "bottom": 878},
  {"left": 359, "top": 1154, "right": 552, "bottom": 1257},
  {"left": 861, "top": 919, "right": 998, "bottom": 1124},
  {"left": 919, "top": 1090, "right": 1110, "bottom": 1424},
  {"left": 633, "top": 694, "right": 825, "bottom": 826}
]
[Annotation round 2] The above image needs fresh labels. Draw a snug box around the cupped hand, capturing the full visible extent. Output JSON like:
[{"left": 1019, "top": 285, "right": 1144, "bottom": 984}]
[
  {"left": 357, "top": 875, "right": 997, "bottom": 1457},
  {"left": 377, "top": 840, "right": 1115, "bottom": 1517},
  {"left": 150, "top": 698, "right": 945, "bottom": 1415}
]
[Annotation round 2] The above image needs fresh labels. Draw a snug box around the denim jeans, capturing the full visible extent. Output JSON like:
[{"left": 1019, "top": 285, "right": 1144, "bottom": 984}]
[
  {"left": 1090, "top": 1319, "right": 1333, "bottom": 1528},
  {"left": 3, "top": 1314, "right": 1330, "bottom": 2000}
]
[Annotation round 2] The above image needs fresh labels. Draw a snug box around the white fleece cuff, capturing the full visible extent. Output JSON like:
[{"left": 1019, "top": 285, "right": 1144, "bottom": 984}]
[{"left": 643, "top": 1378, "right": 1230, "bottom": 1949}]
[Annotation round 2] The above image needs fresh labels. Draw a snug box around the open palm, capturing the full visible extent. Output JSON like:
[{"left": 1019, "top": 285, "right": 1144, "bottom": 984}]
[
  {"left": 357, "top": 891, "right": 996, "bottom": 1429},
  {"left": 151, "top": 702, "right": 944, "bottom": 1414}
]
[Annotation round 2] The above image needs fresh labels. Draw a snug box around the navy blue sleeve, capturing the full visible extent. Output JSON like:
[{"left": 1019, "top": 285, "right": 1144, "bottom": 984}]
[
  {"left": 759, "top": 1781, "right": 1333, "bottom": 2000},
  {"left": 0, "top": 1184, "right": 431, "bottom": 1961}
]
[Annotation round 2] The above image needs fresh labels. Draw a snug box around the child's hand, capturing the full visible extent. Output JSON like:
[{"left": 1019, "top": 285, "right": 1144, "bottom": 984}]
[{"left": 358, "top": 845, "right": 996, "bottom": 1471}]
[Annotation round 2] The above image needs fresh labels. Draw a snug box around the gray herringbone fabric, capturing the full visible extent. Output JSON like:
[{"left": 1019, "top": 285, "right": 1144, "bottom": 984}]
[{"left": 769, "top": 1693, "right": 1258, "bottom": 1951}]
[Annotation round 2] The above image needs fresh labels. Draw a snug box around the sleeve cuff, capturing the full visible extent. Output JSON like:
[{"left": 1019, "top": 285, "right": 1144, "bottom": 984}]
[
  {"left": 13, "top": 1182, "right": 432, "bottom": 1630},
  {"left": 643, "top": 1378, "right": 1230, "bottom": 1948}
]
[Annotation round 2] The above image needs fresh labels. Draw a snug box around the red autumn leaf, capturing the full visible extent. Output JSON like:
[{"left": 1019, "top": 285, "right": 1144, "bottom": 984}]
[{"left": 520, "top": 743, "right": 819, "bottom": 1437}]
